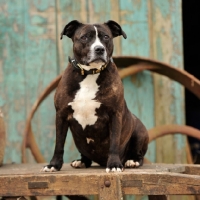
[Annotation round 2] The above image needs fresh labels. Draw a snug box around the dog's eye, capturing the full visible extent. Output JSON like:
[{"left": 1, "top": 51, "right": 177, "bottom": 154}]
[
  {"left": 104, "top": 35, "right": 109, "bottom": 40},
  {"left": 81, "top": 36, "right": 88, "bottom": 41}
]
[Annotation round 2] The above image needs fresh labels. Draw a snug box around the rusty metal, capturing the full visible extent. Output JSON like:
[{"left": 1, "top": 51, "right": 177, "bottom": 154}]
[
  {"left": 148, "top": 124, "right": 200, "bottom": 143},
  {"left": 115, "top": 56, "right": 200, "bottom": 99},
  {"left": 104, "top": 180, "right": 111, "bottom": 187}
]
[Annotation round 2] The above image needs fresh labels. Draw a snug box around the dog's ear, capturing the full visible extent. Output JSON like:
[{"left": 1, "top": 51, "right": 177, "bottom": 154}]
[
  {"left": 60, "top": 20, "right": 82, "bottom": 40},
  {"left": 105, "top": 20, "right": 127, "bottom": 39}
]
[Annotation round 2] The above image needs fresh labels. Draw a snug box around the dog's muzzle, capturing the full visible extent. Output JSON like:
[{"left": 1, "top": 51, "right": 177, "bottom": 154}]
[{"left": 88, "top": 45, "right": 107, "bottom": 64}]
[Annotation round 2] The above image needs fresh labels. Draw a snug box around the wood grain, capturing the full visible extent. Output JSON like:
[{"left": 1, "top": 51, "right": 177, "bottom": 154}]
[
  {"left": 148, "top": 0, "right": 187, "bottom": 165},
  {"left": 0, "top": 164, "right": 199, "bottom": 198}
]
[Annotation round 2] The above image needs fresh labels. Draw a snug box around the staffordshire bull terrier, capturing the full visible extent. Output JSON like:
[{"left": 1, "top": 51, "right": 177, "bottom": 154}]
[{"left": 42, "top": 20, "right": 149, "bottom": 173}]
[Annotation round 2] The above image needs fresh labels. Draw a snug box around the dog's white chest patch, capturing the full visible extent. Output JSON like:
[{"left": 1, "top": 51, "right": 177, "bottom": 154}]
[{"left": 68, "top": 74, "right": 101, "bottom": 129}]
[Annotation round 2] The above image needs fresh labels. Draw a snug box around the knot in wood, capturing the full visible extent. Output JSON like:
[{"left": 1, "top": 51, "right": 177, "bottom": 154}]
[{"left": 104, "top": 180, "right": 111, "bottom": 187}]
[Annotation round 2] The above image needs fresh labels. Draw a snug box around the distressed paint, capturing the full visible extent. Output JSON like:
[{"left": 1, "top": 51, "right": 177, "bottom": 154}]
[
  {"left": 149, "top": 0, "right": 187, "bottom": 165},
  {"left": 57, "top": 0, "right": 88, "bottom": 73},
  {"left": 23, "top": 0, "right": 58, "bottom": 164},
  {"left": 0, "top": 0, "right": 27, "bottom": 163},
  {"left": 0, "top": 1, "right": 188, "bottom": 200},
  {"left": 119, "top": 1, "right": 156, "bottom": 168},
  {"left": 119, "top": 1, "right": 154, "bottom": 199},
  {"left": 149, "top": 1, "right": 188, "bottom": 199}
]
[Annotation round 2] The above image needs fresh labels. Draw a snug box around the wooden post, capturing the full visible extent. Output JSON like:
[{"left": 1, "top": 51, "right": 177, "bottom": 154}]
[{"left": 98, "top": 175, "right": 123, "bottom": 200}]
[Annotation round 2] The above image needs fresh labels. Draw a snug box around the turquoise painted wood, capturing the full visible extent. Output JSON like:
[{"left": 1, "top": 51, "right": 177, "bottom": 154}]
[
  {"left": 0, "top": 0, "right": 187, "bottom": 200},
  {"left": 0, "top": 0, "right": 27, "bottom": 163}
]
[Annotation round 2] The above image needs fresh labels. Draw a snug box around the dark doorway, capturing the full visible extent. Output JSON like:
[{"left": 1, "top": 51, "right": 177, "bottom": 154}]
[{"left": 182, "top": 0, "right": 200, "bottom": 163}]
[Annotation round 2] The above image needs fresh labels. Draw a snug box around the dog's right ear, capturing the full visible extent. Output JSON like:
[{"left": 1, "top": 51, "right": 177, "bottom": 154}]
[{"left": 60, "top": 20, "right": 82, "bottom": 40}]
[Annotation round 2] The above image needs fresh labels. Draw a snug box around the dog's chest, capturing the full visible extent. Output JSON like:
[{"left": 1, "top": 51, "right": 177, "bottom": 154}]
[{"left": 68, "top": 74, "right": 101, "bottom": 129}]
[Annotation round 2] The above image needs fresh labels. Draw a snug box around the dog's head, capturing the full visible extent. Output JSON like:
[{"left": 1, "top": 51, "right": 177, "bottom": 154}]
[{"left": 60, "top": 20, "right": 127, "bottom": 67}]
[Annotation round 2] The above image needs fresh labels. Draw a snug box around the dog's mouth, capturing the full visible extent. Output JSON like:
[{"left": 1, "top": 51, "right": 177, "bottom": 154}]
[
  {"left": 87, "top": 56, "right": 107, "bottom": 65},
  {"left": 89, "top": 57, "right": 106, "bottom": 63},
  {"left": 86, "top": 48, "right": 108, "bottom": 67}
]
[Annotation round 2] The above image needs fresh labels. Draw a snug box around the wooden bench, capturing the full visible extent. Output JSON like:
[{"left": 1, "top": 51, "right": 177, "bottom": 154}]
[{"left": 0, "top": 163, "right": 200, "bottom": 200}]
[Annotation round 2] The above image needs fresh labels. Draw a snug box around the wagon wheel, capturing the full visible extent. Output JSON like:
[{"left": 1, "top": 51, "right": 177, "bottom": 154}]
[{"left": 21, "top": 56, "right": 200, "bottom": 164}]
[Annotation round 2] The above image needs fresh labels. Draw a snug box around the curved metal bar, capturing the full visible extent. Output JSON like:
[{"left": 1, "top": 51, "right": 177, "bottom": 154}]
[
  {"left": 118, "top": 65, "right": 157, "bottom": 79},
  {"left": 148, "top": 124, "right": 200, "bottom": 142},
  {"left": 114, "top": 56, "right": 200, "bottom": 99}
]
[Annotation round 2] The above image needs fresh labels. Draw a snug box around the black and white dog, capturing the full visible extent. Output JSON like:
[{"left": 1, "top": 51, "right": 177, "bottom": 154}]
[{"left": 42, "top": 20, "right": 149, "bottom": 173}]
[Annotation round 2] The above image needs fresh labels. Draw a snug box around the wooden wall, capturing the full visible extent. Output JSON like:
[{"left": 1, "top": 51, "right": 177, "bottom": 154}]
[{"left": 0, "top": 0, "right": 188, "bottom": 199}]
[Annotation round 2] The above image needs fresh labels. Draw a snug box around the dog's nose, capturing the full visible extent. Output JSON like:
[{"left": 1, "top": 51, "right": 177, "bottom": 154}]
[{"left": 94, "top": 46, "right": 105, "bottom": 55}]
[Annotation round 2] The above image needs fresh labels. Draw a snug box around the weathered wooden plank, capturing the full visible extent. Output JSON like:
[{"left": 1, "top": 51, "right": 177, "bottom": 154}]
[
  {"left": 0, "top": 0, "right": 58, "bottom": 165},
  {"left": 119, "top": 0, "right": 156, "bottom": 167},
  {"left": 122, "top": 173, "right": 200, "bottom": 195},
  {"left": 149, "top": 0, "right": 187, "bottom": 164},
  {"left": 0, "top": 175, "right": 99, "bottom": 196},
  {"left": 98, "top": 175, "right": 123, "bottom": 200},
  {"left": 184, "top": 165, "right": 200, "bottom": 175},
  {"left": 0, "top": 164, "right": 200, "bottom": 197},
  {"left": 0, "top": 0, "right": 27, "bottom": 163},
  {"left": 21, "top": 0, "right": 58, "bottom": 164},
  {"left": 57, "top": 0, "right": 88, "bottom": 72},
  {"left": 88, "top": 0, "right": 122, "bottom": 55},
  {"left": 148, "top": 2, "right": 189, "bottom": 199},
  {"left": 0, "top": 163, "right": 188, "bottom": 175}
]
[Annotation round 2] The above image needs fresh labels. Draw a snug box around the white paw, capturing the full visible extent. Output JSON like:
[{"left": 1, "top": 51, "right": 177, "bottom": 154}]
[
  {"left": 106, "top": 168, "right": 110, "bottom": 173},
  {"left": 41, "top": 166, "right": 58, "bottom": 172},
  {"left": 71, "top": 160, "right": 86, "bottom": 168},
  {"left": 135, "top": 161, "right": 140, "bottom": 167},
  {"left": 106, "top": 167, "right": 123, "bottom": 173},
  {"left": 125, "top": 160, "right": 140, "bottom": 168}
]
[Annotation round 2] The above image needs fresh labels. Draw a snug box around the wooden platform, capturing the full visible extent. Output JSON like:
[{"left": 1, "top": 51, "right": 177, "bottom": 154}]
[{"left": 0, "top": 163, "right": 200, "bottom": 199}]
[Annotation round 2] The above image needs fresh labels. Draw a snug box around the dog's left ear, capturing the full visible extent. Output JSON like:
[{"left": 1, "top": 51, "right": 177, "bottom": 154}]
[
  {"left": 105, "top": 20, "right": 127, "bottom": 39},
  {"left": 60, "top": 20, "right": 82, "bottom": 40}
]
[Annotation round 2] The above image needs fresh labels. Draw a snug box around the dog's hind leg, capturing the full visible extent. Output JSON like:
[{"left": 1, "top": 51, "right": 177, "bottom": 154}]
[
  {"left": 71, "top": 154, "right": 92, "bottom": 168},
  {"left": 124, "top": 118, "right": 149, "bottom": 168}
]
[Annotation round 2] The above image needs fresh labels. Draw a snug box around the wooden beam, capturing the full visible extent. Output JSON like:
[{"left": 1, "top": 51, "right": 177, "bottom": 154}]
[{"left": 0, "top": 164, "right": 200, "bottom": 197}]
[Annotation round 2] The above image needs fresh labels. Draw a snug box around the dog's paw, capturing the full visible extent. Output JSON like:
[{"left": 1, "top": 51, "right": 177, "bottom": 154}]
[
  {"left": 71, "top": 160, "right": 86, "bottom": 168},
  {"left": 124, "top": 160, "right": 140, "bottom": 168},
  {"left": 41, "top": 165, "right": 59, "bottom": 172},
  {"left": 106, "top": 156, "right": 124, "bottom": 173},
  {"left": 106, "top": 167, "right": 123, "bottom": 173}
]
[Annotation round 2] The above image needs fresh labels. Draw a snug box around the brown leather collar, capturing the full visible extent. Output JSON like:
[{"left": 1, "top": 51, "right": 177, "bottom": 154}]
[{"left": 69, "top": 56, "right": 108, "bottom": 75}]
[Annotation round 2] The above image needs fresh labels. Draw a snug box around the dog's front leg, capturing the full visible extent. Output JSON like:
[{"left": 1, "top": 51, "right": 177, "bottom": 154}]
[
  {"left": 42, "top": 112, "right": 68, "bottom": 172},
  {"left": 106, "top": 113, "right": 123, "bottom": 173}
]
